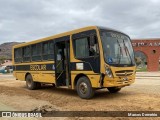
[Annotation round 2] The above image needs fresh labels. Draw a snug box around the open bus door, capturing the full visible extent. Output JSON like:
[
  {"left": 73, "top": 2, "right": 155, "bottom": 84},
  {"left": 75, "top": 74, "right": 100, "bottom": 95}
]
[{"left": 54, "top": 38, "right": 71, "bottom": 88}]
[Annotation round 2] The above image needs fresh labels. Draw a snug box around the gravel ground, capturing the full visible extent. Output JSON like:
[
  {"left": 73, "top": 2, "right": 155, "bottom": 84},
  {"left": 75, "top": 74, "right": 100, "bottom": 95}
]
[{"left": 0, "top": 73, "right": 160, "bottom": 120}]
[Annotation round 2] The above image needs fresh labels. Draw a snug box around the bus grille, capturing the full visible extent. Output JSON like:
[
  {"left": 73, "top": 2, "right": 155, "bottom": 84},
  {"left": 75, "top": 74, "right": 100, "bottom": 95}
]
[{"left": 115, "top": 70, "right": 133, "bottom": 76}]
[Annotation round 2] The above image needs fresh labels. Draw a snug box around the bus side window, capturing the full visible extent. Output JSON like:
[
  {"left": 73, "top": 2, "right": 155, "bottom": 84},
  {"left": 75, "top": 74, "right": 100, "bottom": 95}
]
[
  {"left": 73, "top": 36, "right": 99, "bottom": 58},
  {"left": 23, "top": 46, "right": 31, "bottom": 62},
  {"left": 14, "top": 48, "right": 22, "bottom": 63},
  {"left": 73, "top": 30, "right": 99, "bottom": 58},
  {"left": 42, "top": 40, "right": 54, "bottom": 60},
  {"left": 74, "top": 37, "right": 90, "bottom": 58},
  {"left": 89, "top": 35, "right": 99, "bottom": 56},
  {"left": 42, "top": 42, "right": 48, "bottom": 60},
  {"left": 31, "top": 43, "right": 42, "bottom": 61},
  {"left": 48, "top": 41, "right": 54, "bottom": 60}
]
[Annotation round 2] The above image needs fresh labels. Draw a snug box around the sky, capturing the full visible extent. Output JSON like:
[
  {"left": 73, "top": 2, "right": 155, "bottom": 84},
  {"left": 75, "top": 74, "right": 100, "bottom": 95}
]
[{"left": 0, "top": 0, "right": 160, "bottom": 44}]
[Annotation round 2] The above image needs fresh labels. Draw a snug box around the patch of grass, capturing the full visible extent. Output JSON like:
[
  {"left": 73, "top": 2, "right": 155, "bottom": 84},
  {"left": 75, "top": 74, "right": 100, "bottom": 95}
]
[{"left": 136, "top": 67, "right": 147, "bottom": 72}]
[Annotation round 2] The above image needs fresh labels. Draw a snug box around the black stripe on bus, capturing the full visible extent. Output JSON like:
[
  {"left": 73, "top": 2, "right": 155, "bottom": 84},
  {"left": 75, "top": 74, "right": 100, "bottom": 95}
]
[
  {"left": 13, "top": 64, "right": 55, "bottom": 71},
  {"left": 13, "top": 62, "right": 93, "bottom": 71}
]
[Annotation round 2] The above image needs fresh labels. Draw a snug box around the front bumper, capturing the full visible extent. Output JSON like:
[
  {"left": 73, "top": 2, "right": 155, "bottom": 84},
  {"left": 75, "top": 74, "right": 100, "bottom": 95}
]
[
  {"left": 103, "top": 75, "right": 135, "bottom": 87},
  {"left": 103, "top": 66, "right": 136, "bottom": 87}
]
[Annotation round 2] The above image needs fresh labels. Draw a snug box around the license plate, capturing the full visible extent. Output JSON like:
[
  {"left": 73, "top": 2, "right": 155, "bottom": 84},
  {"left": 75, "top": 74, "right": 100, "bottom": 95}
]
[{"left": 123, "top": 77, "right": 128, "bottom": 81}]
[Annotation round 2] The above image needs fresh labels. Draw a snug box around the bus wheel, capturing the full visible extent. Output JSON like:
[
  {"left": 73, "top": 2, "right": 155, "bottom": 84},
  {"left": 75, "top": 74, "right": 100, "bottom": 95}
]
[
  {"left": 36, "top": 82, "right": 41, "bottom": 89},
  {"left": 26, "top": 74, "right": 37, "bottom": 90},
  {"left": 76, "top": 77, "right": 95, "bottom": 99},
  {"left": 107, "top": 87, "right": 121, "bottom": 93},
  {"left": 52, "top": 83, "right": 56, "bottom": 87}
]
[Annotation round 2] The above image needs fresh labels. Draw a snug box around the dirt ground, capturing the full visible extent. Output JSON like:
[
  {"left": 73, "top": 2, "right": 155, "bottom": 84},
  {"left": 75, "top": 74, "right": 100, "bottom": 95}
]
[{"left": 0, "top": 72, "right": 160, "bottom": 120}]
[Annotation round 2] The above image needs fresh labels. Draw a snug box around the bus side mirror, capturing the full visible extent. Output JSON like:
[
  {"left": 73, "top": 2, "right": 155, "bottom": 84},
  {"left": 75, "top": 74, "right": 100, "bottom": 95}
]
[{"left": 90, "top": 35, "right": 95, "bottom": 46}]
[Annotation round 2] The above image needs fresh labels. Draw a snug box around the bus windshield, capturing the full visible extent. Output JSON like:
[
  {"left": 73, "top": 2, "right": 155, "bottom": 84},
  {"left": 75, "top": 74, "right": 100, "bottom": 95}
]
[{"left": 100, "top": 30, "right": 135, "bottom": 67}]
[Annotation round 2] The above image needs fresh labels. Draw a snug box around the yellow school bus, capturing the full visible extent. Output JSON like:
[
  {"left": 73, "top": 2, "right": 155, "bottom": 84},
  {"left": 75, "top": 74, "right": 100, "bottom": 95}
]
[{"left": 12, "top": 26, "right": 136, "bottom": 99}]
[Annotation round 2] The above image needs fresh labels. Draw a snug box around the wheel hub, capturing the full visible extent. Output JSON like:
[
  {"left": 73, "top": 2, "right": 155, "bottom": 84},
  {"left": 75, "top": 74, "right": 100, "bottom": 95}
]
[{"left": 79, "top": 82, "right": 88, "bottom": 94}]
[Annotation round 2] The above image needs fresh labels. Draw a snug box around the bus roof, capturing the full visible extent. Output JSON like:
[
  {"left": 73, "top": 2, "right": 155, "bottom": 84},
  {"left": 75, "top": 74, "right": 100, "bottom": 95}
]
[
  {"left": 97, "top": 26, "right": 126, "bottom": 34},
  {"left": 13, "top": 26, "right": 127, "bottom": 48}
]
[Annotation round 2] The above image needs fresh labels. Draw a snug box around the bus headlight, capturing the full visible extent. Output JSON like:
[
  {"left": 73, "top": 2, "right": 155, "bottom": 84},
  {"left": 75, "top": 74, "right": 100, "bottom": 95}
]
[{"left": 105, "top": 67, "right": 113, "bottom": 78}]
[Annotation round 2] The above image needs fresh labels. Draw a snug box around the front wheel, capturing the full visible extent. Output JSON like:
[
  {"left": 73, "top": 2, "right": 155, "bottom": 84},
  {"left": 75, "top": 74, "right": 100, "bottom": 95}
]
[
  {"left": 76, "top": 76, "right": 95, "bottom": 99},
  {"left": 107, "top": 87, "right": 121, "bottom": 93}
]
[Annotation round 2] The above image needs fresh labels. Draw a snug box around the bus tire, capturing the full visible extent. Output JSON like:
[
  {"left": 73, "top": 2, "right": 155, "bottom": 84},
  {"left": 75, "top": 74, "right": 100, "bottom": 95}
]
[
  {"left": 52, "top": 83, "right": 56, "bottom": 87},
  {"left": 36, "top": 82, "right": 41, "bottom": 89},
  {"left": 26, "top": 74, "right": 37, "bottom": 90},
  {"left": 76, "top": 76, "right": 95, "bottom": 99},
  {"left": 107, "top": 87, "right": 121, "bottom": 93}
]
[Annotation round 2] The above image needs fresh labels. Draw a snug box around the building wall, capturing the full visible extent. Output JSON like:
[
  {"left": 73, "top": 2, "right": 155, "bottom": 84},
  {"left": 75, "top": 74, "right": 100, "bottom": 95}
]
[{"left": 132, "top": 39, "right": 160, "bottom": 71}]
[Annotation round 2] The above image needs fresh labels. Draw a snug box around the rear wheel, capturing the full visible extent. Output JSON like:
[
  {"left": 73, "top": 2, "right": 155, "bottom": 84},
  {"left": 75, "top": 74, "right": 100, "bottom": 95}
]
[
  {"left": 26, "top": 74, "right": 40, "bottom": 90},
  {"left": 107, "top": 87, "right": 121, "bottom": 93},
  {"left": 76, "top": 76, "right": 95, "bottom": 99}
]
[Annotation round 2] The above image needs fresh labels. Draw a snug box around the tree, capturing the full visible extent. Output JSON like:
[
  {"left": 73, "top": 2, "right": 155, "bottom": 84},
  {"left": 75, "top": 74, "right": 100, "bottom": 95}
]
[
  {"left": 0, "top": 56, "right": 6, "bottom": 64},
  {"left": 135, "top": 57, "right": 142, "bottom": 66}
]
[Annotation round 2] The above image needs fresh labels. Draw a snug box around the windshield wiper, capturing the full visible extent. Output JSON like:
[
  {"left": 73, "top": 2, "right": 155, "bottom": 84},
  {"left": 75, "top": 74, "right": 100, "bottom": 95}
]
[{"left": 122, "top": 40, "right": 133, "bottom": 65}]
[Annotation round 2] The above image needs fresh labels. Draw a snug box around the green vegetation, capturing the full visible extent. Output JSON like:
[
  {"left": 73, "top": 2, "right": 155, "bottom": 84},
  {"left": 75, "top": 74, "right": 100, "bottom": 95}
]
[
  {"left": 0, "top": 56, "right": 6, "bottom": 64},
  {"left": 135, "top": 51, "right": 148, "bottom": 72},
  {"left": 136, "top": 67, "right": 147, "bottom": 72}
]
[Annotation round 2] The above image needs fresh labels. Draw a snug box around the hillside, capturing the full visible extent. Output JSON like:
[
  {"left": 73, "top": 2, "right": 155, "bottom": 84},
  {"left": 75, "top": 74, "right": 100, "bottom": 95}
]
[{"left": 0, "top": 42, "right": 22, "bottom": 59}]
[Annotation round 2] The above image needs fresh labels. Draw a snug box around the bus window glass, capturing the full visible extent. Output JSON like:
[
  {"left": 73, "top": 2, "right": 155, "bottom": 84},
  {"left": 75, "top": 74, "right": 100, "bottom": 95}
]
[
  {"left": 100, "top": 31, "right": 135, "bottom": 66},
  {"left": 74, "top": 36, "right": 99, "bottom": 58},
  {"left": 31, "top": 44, "right": 37, "bottom": 56},
  {"left": 48, "top": 41, "right": 54, "bottom": 60},
  {"left": 75, "top": 37, "right": 89, "bottom": 58},
  {"left": 15, "top": 48, "right": 22, "bottom": 63},
  {"left": 23, "top": 46, "right": 31, "bottom": 62},
  {"left": 31, "top": 43, "right": 41, "bottom": 61},
  {"left": 37, "top": 43, "right": 41, "bottom": 55},
  {"left": 42, "top": 41, "right": 54, "bottom": 60}
]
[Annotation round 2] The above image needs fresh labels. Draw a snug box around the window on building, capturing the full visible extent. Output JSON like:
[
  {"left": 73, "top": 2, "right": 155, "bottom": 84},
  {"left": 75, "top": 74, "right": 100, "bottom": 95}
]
[{"left": 152, "top": 50, "right": 156, "bottom": 54}]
